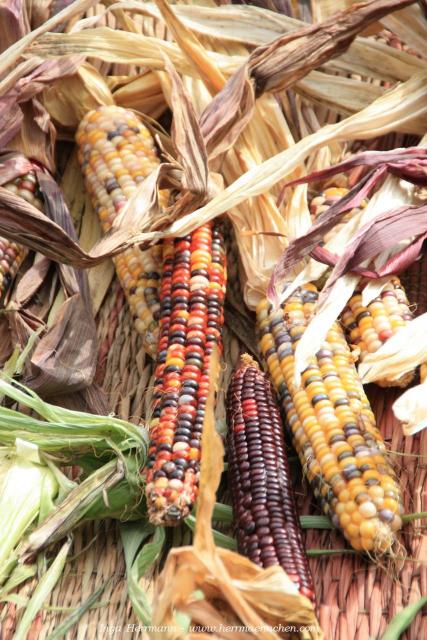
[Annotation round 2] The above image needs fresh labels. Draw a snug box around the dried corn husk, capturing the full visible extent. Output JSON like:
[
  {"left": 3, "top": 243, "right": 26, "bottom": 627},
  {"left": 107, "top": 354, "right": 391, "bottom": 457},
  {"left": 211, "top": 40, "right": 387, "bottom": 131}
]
[{"left": 393, "top": 378, "right": 427, "bottom": 435}]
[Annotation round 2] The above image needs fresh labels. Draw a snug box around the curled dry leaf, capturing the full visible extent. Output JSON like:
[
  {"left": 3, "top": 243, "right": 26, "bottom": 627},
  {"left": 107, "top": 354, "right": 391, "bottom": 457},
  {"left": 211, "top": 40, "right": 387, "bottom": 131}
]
[
  {"left": 0, "top": 0, "right": 96, "bottom": 79},
  {"left": 0, "top": 152, "right": 97, "bottom": 396},
  {"left": 0, "top": 55, "right": 84, "bottom": 168},
  {"left": 151, "top": 349, "right": 321, "bottom": 640},
  {"left": 199, "top": 0, "right": 419, "bottom": 158}
]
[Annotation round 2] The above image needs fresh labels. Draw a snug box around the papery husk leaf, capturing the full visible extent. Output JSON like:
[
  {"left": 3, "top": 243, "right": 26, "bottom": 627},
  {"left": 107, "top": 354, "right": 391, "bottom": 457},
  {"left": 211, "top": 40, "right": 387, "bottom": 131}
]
[
  {"left": 311, "top": 0, "right": 358, "bottom": 22},
  {"left": 0, "top": 0, "right": 97, "bottom": 79},
  {"left": 0, "top": 156, "right": 98, "bottom": 395},
  {"left": 295, "top": 71, "right": 384, "bottom": 117},
  {"left": 155, "top": 0, "right": 225, "bottom": 95},
  {"left": 0, "top": 0, "right": 30, "bottom": 54},
  {"left": 28, "top": 7, "right": 423, "bottom": 127},
  {"left": 151, "top": 348, "right": 320, "bottom": 638},
  {"left": 275, "top": 168, "right": 382, "bottom": 271},
  {"left": 178, "top": 42, "right": 292, "bottom": 307},
  {"left": 327, "top": 36, "right": 424, "bottom": 82},
  {"left": 163, "top": 54, "right": 209, "bottom": 208},
  {"left": 199, "top": 0, "right": 418, "bottom": 157},
  {"left": 0, "top": 56, "right": 84, "bottom": 168},
  {"left": 111, "top": 71, "right": 166, "bottom": 119},
  {"left": 318, "top": 202, "right": 427, "bottom": 298},
  {"left": 42, "top": 62, "right": 114, "bottom": 128},
  {"left": 381, "top": 4, "right": 427, "bottom": 58},
  {"left": 358, "top": 312, "right": 427, "bottom": 386},
  {"left": 393, "top": 380, "right": 427, "bottom": 436},
  {"left": 281, "top": 148, "right": 427, "bottom": 191},
  {"left": 29, "top": 27, "right": 241, "bottom": 78},
  {"left": 139, "top": 3, "right": 424, "bottom": 82}
]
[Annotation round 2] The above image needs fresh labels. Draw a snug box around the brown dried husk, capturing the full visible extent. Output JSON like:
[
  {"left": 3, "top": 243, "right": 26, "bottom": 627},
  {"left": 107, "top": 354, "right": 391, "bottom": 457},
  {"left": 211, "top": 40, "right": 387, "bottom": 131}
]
[{"left": 1, "top": 0, "right": 427, "bottom": 637}]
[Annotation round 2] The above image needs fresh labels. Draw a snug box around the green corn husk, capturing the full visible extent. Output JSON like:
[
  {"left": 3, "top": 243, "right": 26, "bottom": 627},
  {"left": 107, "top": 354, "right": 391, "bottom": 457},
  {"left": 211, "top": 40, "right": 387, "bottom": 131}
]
[
  {"left": 0, "top": 439, "right": 59, "bottom": 584},
  {"left": 0, "top": 378, "right": 148, "bottom": 463},
  {"left": 0, "top": 376, "right": 149, "bottom": 583},
  {"left": 20, "top": 455, "right": 146, "bottom": 560}
]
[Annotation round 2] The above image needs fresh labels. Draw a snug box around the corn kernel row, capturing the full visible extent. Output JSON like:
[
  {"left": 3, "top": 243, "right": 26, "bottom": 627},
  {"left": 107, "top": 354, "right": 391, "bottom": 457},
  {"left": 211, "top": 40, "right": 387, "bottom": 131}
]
[
  {"left": 145, "top": 221, "right": 227, "bottom": 526},
  {"left": 257, "top": 285, "right": 404, "bottom": 553},
  {"left": 227, "top": 355, "right": 315, "bottom": 602},
  {"left": 76, "top": 105, "right": 168, "bottom": 356}
]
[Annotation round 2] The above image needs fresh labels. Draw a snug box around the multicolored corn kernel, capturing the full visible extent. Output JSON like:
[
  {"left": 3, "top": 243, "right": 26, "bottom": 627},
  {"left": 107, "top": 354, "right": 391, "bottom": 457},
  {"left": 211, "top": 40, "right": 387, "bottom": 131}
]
[
  {"left": 145, "top": 221, "right": 227, "bottom": 526},
  {"left": 309, "top": 185, "right": 364, "bottom": 243},
  {"left": 76, "top": 105, "right": 168, "bottom": 356},
  {"left": 341, "top": 278, "right": 415, "bottom": 387},
  {"left": 256, "top": 285, "right": 404, "bottom": 554},
  {"left": 310, "top": 184, "right": 415, "bottom": 387},
  {"left": 227, "top": 355, "right": 315, "bottom": 602},
  {"left": 0, "top": 172, "right": 44, "bottom": 298}
]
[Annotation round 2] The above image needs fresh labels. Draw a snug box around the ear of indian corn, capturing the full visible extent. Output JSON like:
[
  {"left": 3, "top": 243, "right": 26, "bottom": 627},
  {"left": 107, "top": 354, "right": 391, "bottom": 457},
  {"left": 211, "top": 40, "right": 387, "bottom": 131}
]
[
  {"left": 340, "top": 278, "right": 414, "bottom": 387},
  {"left": 227, "top": 354, "right": 315, "bottom": 603},
  {"left": 0, "top": 172, "right": 44, "bottom": 300},
  {"left": 145, "top": 221, "right": 227, "bottom": 526},
  {"left": 76, "top": 105, "right": 168, "bottom": 357},
  {"left": 310, "top": 185, "right": 415, "bottom": 388},
  {"left": 401, "top": 252, "right": 427, "bottom": 319},
  {"left": 257, "top": 285, "right": 404, "bottom": 554}
]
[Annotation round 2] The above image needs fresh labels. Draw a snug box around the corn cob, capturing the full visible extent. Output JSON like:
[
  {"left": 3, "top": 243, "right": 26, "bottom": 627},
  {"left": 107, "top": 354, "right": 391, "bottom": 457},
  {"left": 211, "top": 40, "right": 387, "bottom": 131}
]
[
  {"left": 76, "top": 105, "right": 168, "bottom": 357},
  {"left": 310, "top": 185, "right": 415, "bottom": 387},
  {"left": 145, "top": 221, "right": 227, "bottom": 526},
  {"left": 401, "top": 252, "right": 427, "bottom": 319},
  {"left": 227, "top": 354, "right": 315, "bottom": 602},
  {"left": 0, "top": 172, "right": 44, "bottom": 299},
  {"left": 257, "top": 285, "right": 404, "bottom": 554}
]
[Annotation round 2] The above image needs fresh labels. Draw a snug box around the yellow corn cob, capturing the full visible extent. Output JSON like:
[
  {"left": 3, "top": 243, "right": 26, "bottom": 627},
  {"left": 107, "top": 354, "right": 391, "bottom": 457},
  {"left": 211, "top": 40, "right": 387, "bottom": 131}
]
[
  {"left": 310, "top": 185, "right": 415, "bottom": 387},
  {"left": 76, "top": 105, "right": 168, "bottom": 357},
  {"left": 0, "top": 172, "right": 44, "bottom": 299},
  {"left": 257, "top": 284, "right": 404, "bottom": 554}
]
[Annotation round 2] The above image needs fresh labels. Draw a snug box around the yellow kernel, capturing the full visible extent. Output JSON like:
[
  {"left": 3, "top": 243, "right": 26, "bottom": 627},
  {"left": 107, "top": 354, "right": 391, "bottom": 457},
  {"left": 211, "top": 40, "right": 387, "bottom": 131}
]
[
  {"left": 339, "top": 513, "right": 351, "bottom": 527},
  {"left": 346, "top": 523, "right": 360, "bottom": 538},
  {"left": 345, "top": 501, "right": 358, "bottom": 514},
  {"left": 359, "top": 520, "right": 376, "bottom": 538},
  {"left": 338, "top": 489, "right": 351, "bottom": 503}
]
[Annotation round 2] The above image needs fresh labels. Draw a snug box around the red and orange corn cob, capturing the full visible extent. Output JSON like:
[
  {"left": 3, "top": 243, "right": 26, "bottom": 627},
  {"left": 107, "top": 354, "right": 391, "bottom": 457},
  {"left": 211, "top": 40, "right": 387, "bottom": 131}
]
[
  {"left": 310, "top": 185, "right": 416, "bottom": 387},
  {"left": 257, "top": 285, "right": 404, "bottom": 554},
  {"left": 0, "top": 172, "right": 44, "bottom": 299},
  {"left": 227, "top": 355, "right": 315, "bottom": 602},
  {"left": 76, "top": 105, "right": 168, "bottom": 357},
  {"left": 145, "top": 221, "right": 227, "bottom": 525}
]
